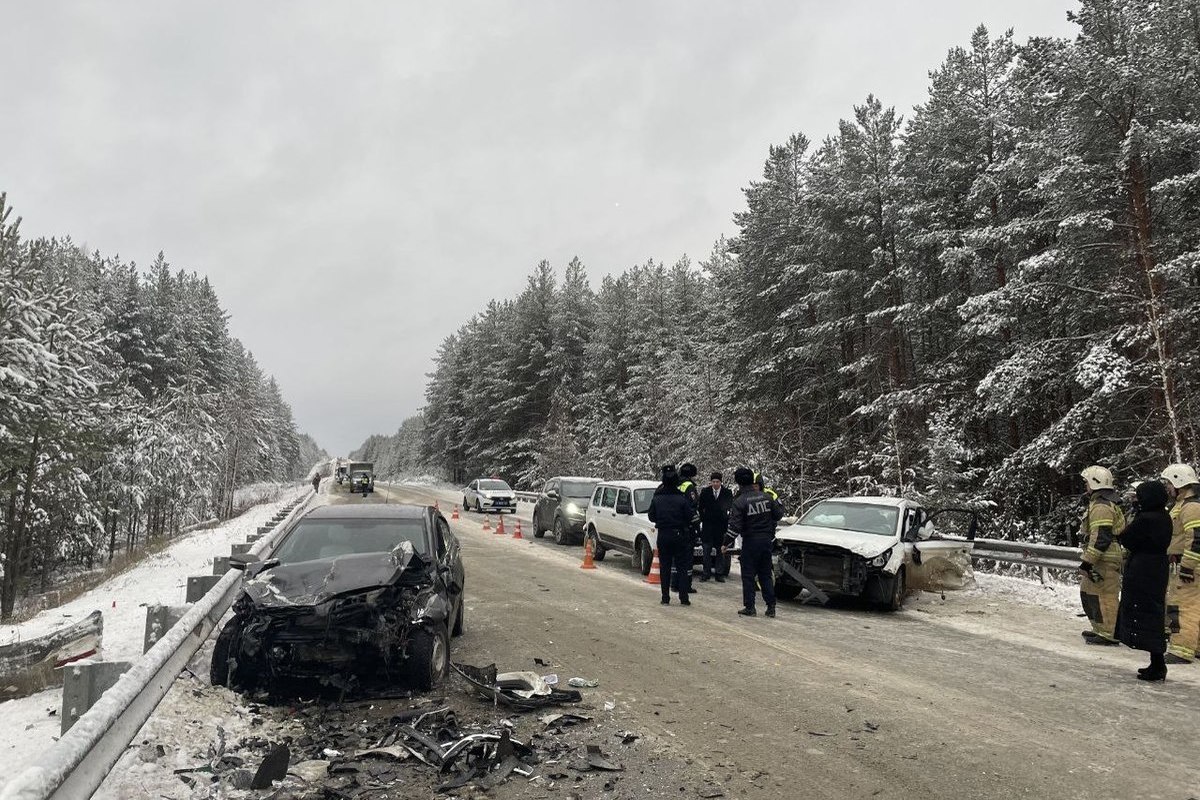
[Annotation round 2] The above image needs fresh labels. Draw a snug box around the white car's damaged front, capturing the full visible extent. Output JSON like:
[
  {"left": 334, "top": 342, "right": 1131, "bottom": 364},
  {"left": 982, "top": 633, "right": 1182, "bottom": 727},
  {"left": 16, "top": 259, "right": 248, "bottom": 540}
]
[{"left": 773, "top": 498, "right": 977, "bottom": 611}]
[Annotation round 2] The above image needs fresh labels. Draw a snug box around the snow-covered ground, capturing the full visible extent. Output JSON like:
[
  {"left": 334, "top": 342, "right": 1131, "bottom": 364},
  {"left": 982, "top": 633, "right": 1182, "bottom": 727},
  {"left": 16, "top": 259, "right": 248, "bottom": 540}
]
[{"left": 0, "top": 487, "right": 309, "bottom": 790}]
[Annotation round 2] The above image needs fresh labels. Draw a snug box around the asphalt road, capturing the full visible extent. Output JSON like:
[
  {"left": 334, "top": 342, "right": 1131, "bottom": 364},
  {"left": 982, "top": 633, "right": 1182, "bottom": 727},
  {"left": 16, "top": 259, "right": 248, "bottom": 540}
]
[{"left": 334, "top": 481, "right": 1198, "bottom": 800}]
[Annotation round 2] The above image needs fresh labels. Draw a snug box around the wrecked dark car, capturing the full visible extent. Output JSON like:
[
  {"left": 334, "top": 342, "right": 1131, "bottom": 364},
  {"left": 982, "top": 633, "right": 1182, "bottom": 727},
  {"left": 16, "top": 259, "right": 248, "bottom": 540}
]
[{"left": 210, "top": 504, "right": 465, "bottom": 694}]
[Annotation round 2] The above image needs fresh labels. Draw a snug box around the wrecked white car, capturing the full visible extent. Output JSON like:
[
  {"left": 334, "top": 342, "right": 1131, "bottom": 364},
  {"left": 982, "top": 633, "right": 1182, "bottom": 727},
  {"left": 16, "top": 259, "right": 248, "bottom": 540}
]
[
  {"left": 773, "top": 497, "right": 977, "bottom": 610},
  {"left": 210, "top": 504, "right": 465, "bottom": 694}
]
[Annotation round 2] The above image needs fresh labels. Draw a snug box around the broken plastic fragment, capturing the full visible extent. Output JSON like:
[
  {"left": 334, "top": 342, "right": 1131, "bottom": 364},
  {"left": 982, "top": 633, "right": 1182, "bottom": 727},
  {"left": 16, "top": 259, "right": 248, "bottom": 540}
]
[{"left": 567, "top": 677, "right": 599, "bottom": 688}]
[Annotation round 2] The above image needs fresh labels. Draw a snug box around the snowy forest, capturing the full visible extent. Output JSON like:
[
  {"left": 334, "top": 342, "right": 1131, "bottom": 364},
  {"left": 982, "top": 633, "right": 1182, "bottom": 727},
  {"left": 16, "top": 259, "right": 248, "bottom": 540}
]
[
  {"left": 400, "top": 2, "right": 1200, "bottom": 542},
  {"left": 0, "top": 194, "right": 324, "bottom": 619}
]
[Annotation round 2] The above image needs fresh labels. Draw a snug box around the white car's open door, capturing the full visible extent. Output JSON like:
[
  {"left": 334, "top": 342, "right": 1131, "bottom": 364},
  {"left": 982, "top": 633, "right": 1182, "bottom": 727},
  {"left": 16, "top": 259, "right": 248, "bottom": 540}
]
[{"left": 904, "top": 508, "right": 978, "bottom": 591}]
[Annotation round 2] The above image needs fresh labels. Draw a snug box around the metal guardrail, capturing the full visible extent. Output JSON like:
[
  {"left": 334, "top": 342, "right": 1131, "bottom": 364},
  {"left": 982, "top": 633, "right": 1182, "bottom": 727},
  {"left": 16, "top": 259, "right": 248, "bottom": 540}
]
[
  {"left": 514, "top": 491, "right": 538, "bottom": 503},
  {"left": 970, "top": 537, "right": 1081, "bottom": 579},
  {"left": 0, "top": 491, "right": 313, "bottom": 800}
]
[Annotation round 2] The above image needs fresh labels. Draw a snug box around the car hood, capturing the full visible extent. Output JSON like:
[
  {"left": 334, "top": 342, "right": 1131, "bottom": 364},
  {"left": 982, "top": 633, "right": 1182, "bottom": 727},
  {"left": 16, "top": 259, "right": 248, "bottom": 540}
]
[
  {"left": 775, "top": 523, "right": 897, "bottom": 558},
  {"left": 244, "top": 542, "right": 426, "bottom": 608}
]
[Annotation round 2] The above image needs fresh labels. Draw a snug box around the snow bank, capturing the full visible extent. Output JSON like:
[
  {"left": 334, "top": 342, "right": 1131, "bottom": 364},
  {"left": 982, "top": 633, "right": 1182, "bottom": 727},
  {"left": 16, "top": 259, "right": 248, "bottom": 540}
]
[{"left": 0, "top": 487, "right": 308, "bottom": 790}]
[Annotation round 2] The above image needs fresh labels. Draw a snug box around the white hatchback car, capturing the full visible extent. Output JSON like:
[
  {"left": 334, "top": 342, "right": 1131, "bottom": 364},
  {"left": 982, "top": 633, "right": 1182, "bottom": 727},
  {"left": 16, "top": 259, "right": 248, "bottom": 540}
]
[
  {"left": 582, "top": 480, "right": 662, "bottom": 574},
  {"left": 773, "top": 496, "right": 977, "bottom": 610}
]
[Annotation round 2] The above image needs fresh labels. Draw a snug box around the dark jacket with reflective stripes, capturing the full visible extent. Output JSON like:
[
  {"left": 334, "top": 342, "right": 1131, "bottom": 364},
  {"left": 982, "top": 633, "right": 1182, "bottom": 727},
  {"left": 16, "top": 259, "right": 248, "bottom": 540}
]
[
  {"left": 726, "top": 488, "right": 784, "bottom": 545},
  {"left": 648, "top": 485, "right": 696, "bottom": 534}
]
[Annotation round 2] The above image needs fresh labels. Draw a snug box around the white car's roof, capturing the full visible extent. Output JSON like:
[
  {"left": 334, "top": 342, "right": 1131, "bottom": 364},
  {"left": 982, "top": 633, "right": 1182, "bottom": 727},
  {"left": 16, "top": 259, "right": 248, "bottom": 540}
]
[
  {"left": 598, "top": 480, "right": 660, "bottom": 490},
  {"left": 554, "top": 476, "right": 603, "bottom": 482}
]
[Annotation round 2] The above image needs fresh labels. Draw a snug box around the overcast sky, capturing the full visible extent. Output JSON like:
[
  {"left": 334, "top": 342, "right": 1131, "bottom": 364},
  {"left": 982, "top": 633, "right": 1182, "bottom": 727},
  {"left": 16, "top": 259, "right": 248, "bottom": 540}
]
[{"left": 1, "top": 1, "right": 1078, "bottom": 455}]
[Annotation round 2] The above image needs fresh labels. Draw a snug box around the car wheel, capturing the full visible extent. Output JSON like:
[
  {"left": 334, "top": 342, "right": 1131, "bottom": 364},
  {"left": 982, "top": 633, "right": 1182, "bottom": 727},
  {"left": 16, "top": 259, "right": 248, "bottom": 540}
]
[
  {"left": 884, "top": 567, "right": 907, "bottom": 612},
  {"left": 587, "top": 527, "right": 606, "bottom": 561},
  {"left": 635, "top": 537, "right": 653, "bottom": 576},
  {"left": 463, "top": 497, "right": 470, "bottom": 511},
  {"left": 533, "top": 511, "right": 546, "bottom": 538},
  {"left": 452, "top": 599, "right": 465, "bottom": 637},
  {"left": 406, "top": 625, "right": 450, "bottom": 690},
  {"left": 774, "top": 581, "right": 802, "bottom": 602},
  {"left": 210, "top": 619, "right": 254, "bottom": 691},
  {"left": 553, "top": 516, "right": 570, "bottom": 545},
  {"left": 475, "top": 499, "right": 482, "bottom": 513}
]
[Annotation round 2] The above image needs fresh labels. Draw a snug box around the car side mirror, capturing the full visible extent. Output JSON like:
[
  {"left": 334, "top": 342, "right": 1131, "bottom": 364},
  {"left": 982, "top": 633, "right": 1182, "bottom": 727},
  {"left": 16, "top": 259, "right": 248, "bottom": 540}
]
[
  {"left": 615, "top": 502, "right": 633, "bottom": 515},
  {"left": 547, "top": 490, "right": 559, "bottom": 500},
  {"left": 229, "top": 553, "right": 260, "bottom": 570}
]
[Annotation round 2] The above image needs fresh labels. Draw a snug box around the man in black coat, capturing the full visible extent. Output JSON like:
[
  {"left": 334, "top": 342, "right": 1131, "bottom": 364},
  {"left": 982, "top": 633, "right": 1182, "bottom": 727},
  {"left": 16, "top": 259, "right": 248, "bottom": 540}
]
[
  {"left": 725, "top": 467, "right": 784, "bottom": 617},
  {"left": 1116, "top": 480, "right": 1173, "bottom": 681},
  {"left": 698, "top": 472, "right": 733, "bottom": 582},
  {"left": 648, "top": 465, "right": 697, "bottom": 606}
]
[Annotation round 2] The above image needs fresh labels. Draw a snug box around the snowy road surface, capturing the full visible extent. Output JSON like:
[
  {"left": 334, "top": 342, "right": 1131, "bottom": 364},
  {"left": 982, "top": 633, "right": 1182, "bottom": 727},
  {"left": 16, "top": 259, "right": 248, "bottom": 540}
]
[
  {"left": 0, "top": 487, "right": 309, "bottom": 792},
  {"left": 91, "top": 481, "right": 1200, "bottom": 800}
]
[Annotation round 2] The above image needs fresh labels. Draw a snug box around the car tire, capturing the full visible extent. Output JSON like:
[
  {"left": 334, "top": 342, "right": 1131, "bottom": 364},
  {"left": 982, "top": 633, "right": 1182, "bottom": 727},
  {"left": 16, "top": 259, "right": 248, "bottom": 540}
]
[
  {"left": 533, "top": 511, "right": 546, "bottom": 538},
  {"left": 463, "top": 497, "right": 470, "bottom": 511},
  {"left": 210, "top": 619, "right": 254, "bottom": 690},
  {"left": 884, "top": 567, "right": 907, "bottom": 612},
  {"left": 475, "top": 499, "right": 482, "bottom": 513},
  {"left": 553, "top": 516, "right": 571, "bottom": 545},
  {"left": 406, "top": 625, "right": 450, "bottom": 690},
  {"left": 774, "top": 581, "right": 802, "bottom": 602},
  {"left": 452, "top": 599, "right": 465, "bottom": 637},
  {"left": 635, "top": 537, "right": 653, "bottom": 576},
  {"left": 586, "top": 527, "right": 606, "bottom": 561}
]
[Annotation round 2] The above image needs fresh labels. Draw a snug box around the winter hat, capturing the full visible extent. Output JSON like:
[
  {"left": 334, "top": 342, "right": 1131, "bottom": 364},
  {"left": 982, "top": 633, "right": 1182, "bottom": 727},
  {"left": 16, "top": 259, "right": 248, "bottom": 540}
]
[
  {"left": 711, "top": 472, "right": 723, "bottom": 481},
  {"left": 734, "top": 467, "right": 755, "bottom": 487},
  {"left": 680, "top": 463, "right": 698, "bottom": 480},
  {"left": 660, "top": 464, "right": 680, "bottom": 486},
  {"left": 1136, "top": 479, "right": 1169, "bottom": 512}
]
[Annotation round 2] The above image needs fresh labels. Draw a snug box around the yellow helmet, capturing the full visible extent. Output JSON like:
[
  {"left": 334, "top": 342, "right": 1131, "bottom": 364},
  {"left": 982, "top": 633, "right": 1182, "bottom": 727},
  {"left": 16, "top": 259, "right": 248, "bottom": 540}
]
[
  {"left": 1160, "top": 463, "right": 1199, "bottom": 490},
  {"left": 1080, "top": 465, "right": 1115, "bottom": 492}
]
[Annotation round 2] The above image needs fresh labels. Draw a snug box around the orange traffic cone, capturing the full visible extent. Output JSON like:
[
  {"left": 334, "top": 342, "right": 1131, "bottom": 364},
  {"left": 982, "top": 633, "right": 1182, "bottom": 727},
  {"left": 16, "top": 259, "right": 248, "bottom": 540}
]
[
  {"left": 644, "top": 548, "right": 662, "bottom": 585},
  {"left": 451, "top": 506, "right": 460, "bottom": 521},
  {"left": 512, "top": 519, "right": 524, "bottom": 540},
  {"left": 580, "top": 539, "right": 597, "bottom": 570},
  {"left": 496, "top": 515, "right": 507, "bottom": 536},
  {"left": 482, "top": 515, "right": 491, "bottom": 532}
]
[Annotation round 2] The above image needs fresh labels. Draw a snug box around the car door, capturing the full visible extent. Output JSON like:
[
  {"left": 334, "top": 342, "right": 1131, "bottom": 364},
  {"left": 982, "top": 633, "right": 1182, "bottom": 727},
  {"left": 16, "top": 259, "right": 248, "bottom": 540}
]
[
  {"left": 613, "top": 488, "right": 637, "bottom": 548},
  {"left": 436, "top": 518, "right": 464, "bottom": 613},
  {"left": 904, "top": 506, "right": 978, "bottom": 591},
  {"left": 465, "top": 481, "right": 477, "bottom": 505},
  {"left": 537, "top": 479, "right": 559, "bottom": 531},
  {"left": 596, "top": 486, "right": 620, "bottom": 546}
]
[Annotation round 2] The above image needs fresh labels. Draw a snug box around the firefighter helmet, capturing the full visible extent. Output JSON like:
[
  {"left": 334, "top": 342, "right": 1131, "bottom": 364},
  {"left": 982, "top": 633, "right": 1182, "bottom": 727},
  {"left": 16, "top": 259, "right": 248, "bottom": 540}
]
[
  {"left": 1160, "top": 463, "right": 1199, "bottom": 490},
  {"left": 1080, "top": 465, "right": 1115, "bottom": 492}
]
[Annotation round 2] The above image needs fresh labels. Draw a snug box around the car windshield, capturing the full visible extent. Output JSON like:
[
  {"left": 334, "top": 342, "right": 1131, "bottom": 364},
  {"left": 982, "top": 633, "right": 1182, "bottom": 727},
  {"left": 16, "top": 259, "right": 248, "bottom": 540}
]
[
  {"left": 562, "top": 480, "right": 599, "bottom": 498},
  {"left": 272, "top": 519, "right": 430, "bottom": 564},
  {"left": 479, "top": 480, "right": 510, "bottom": 491},
  {"left": 799, "top": 501, "right": 899, "bottom": 536},
  {"left": 633, "top": 488, "right": 655, "bottom": 514}
]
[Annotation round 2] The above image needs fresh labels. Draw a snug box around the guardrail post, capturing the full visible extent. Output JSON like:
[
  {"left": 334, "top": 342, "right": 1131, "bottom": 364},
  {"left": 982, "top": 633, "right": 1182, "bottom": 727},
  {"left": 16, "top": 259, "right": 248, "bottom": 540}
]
[
  {"left": 61, "top": 661, "right": 132, "bottom": 734},
  {"left": 212, "top": 556, "right": 230, "bottom": 575},
  {"left": 186, "top": 575, "right": 222, "bottom": 602},
  {"left": 231, "top": 542, "right": 252, "bottom": 556},
  {"left": 143, "top": 605, "right": 188, "bottom": 654},
  {"left": 257, "top": 525, "right": 271, "bottom": 535}
]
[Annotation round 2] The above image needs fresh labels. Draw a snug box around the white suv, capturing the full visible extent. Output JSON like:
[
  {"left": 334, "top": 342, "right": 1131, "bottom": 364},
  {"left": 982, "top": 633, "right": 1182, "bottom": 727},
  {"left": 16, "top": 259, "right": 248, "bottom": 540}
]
[{"left": 582, "top": 480, "right": 664, "bottom": 575}]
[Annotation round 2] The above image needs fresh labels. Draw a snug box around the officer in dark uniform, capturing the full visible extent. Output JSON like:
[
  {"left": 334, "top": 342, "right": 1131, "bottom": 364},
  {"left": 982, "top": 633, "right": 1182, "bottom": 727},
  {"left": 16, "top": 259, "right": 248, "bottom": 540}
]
[
  {"left": 672, "top": 463, "right": 701, "bottom": 593},
  {"left": 648, "top": 464, "right": 697, "bottom": 606},
  {"left": 725, "top": 467, "right": 784, "bottom": 617}
]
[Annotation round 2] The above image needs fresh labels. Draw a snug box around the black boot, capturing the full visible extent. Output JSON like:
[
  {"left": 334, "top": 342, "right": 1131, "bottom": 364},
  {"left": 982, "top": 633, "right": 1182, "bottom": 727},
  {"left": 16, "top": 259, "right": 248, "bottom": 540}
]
[
  {"left": 765, "top": 605, "right": 776, "bottom": 618},
  {"left": 680, "top": 595, "right": 691, "bottom": 606},
  {"left": 714, "top": 575, "right": 725, "bottom": 583},
  {"left": 660, "top": 596, "right": 670, "bottom": 605},
  {"left": 737, "top": 607, "right": 756, "bottom": 617},
  {"left": 1138, "top": 653, "right": 1167, "bottom": 682}
]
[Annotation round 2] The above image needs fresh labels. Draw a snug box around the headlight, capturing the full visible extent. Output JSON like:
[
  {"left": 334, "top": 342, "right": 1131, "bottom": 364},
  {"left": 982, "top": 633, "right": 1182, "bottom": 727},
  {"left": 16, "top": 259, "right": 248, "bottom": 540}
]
[
  {"left": 871, "top": 549, "right": 893, "bottom": 568},
  {"left": 565, "top": 502, "right": 583, "bottom": 516}
]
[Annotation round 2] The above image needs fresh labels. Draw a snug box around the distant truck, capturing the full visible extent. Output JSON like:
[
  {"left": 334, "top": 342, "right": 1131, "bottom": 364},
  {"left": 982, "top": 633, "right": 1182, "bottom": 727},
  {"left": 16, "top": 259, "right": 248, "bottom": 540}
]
[
  {"left": 349, "top": 462, "right": 375, "bottom": 494},
  {"left": 335, "top": 464, "right": 349, "bottom": 484}
]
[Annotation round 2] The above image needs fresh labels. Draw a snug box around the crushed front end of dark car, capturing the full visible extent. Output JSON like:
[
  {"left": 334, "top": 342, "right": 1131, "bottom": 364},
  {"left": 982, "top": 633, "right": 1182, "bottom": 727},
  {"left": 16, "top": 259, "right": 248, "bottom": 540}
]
[{"left": 211, "top": 542, "right": 453, "bottom": 694}]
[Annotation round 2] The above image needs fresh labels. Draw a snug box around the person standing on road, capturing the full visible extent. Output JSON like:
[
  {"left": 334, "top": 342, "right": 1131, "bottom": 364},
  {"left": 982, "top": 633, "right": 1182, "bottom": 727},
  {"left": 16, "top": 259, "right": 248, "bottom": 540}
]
[
  {"left": 1078, "top": 465, "right": 1127, "bottom": 645},
  {"left": 673, "top": 463, "right": 702, "bottom": 594},
  {"left": 1115, "top": 480, "right": 1172, "bottom": 681},
  {"left": 648, "top": 465, "right": 697, "bottom": 606},
  {"left": 698, "top": 472, "right": 734, "bottom": 582},
  {"left": 1161, "top": 463, "right": 1200, "bottom": 665},
  {"left": 726, "top": 467, "right": 783, "bottom": 618},
  {"left": 311, "top": 474, "right": 321, "bottom": 493}
]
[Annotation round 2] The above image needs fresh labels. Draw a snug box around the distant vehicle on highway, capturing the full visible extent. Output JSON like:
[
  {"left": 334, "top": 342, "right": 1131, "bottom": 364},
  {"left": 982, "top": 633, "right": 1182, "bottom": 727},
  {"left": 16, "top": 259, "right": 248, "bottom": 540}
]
[
  {"left": 348, "top": 461, "right": 374, "bottom": 494},
  {"left": 773, "top": 497, "right": 977, "bottom": 610},
  {"left": 462, "top": 478, "right": 516, "bottom": 513},
  {"left": 532, "top": 477, "right": 601, "bottom": 545},
  {"left": 335, "top": 465, "right": 348, "bottom": 484},
  {"left": 210, "top": 504, "right": 465, "bottom": 693},
  {"left": 584, "top": 480, "right": 699, "bottom": 575}
]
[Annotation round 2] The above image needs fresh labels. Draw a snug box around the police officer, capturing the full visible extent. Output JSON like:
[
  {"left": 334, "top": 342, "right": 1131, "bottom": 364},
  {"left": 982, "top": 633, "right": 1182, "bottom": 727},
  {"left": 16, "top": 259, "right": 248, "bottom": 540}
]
[
  {"left": 698, "top": 472, "right": 734, "bottom": 582},
  {"left": 672, "top": 463, "right": 701, "bottom": 594},
  {"left": 725, "top": 467, "right": 784, "bottom": 617},
  {"left": 1078, "top": 465, "right": 1126, "bottom": 645},
  {"left": 1161, "top": 463, "right": 1200, "bottom": 665},
  {"left": 648, "top": 465, "right": 697, "bottom": 606}
]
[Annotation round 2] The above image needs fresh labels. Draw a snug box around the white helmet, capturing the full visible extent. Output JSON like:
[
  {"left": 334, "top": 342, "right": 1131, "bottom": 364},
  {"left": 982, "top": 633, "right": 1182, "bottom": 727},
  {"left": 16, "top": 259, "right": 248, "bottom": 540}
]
[
  {"left": 1160, "top": 463, "right": 1199, "bottom": 490},
  {"left": 1080, "top": 465, "right": 1115, "bottom": 492}
]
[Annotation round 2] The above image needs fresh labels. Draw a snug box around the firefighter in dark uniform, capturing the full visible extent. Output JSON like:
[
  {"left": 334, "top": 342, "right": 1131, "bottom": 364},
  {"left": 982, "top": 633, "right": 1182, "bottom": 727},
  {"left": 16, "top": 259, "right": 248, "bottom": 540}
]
[
  {"left": 725, "top": 467, "right": 784, "bottom": 617},
  {"left": 648, "top": 465, "right": 697, "bottom": 605}
]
